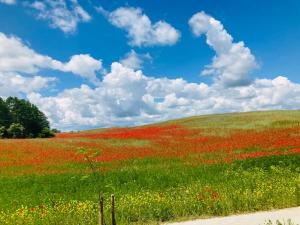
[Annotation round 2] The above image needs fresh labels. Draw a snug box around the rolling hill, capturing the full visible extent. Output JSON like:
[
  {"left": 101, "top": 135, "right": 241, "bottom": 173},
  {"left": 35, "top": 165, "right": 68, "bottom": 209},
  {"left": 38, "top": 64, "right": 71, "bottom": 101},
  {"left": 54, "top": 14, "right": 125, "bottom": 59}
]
[{"left": 0, "top": 110, "right": 299, "bottom": 224}]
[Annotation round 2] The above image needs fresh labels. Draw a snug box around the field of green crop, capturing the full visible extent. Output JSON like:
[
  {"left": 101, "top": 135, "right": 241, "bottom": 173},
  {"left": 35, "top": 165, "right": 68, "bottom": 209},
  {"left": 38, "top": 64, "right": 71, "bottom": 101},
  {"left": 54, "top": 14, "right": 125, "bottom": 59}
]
[{"left": 0, "top": 110, "right": 299, "bottom": 224}]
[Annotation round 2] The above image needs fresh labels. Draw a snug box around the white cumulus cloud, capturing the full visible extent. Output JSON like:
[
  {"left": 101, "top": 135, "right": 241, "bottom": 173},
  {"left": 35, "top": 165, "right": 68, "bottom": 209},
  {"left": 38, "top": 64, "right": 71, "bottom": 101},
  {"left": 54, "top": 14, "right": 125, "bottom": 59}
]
[
  {"left": 27, "top": 63, "right": 210, "bottom": 130},
  {"left": 0, "top": 32, "right": 103, "bottom": 83},
  {"left": 0, "top": 32, "right": 61, "bottom": 74},
  {"left": 1, "top": 11, "right": 300, "bottom": 131},
  {"left": 100, "top": 7, "right": 180, "bottom": 47},
  {"left": 29, "top": 0, "right": 91, "bottom": 34},
  {"left": 120, "top": 50, "right": 152, "bottom": 70},
  {"left": 189, "top": 11, "right": 257, "bottom": 87},
  {"left": 62, "top": 54, "right": 104, "bottom": 83},
  {"left": 0, "top": 72, "right": 56, "bottom": 97},
  {"left": 27, "top": 62, "right": 300, "bottom": 131}
]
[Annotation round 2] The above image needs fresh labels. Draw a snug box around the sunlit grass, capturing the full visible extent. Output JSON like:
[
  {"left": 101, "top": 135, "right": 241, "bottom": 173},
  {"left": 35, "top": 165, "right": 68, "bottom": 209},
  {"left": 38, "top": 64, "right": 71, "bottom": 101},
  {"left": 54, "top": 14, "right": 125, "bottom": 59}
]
[
  {"left": 1, "top": 110, "right": 300, "bottom": 224},
  {"left": 0, "top": 155, "right": 299, "bottom": 224}
]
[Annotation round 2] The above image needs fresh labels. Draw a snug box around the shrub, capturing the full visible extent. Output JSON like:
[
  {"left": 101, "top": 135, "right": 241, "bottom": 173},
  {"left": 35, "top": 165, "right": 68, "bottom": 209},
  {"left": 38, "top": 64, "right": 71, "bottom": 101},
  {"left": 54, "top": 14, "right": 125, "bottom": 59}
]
[
  {"left": 39, "top": 128, "right": 55, "bottom": 138},
  {"left": 7, "top": 123, "right": 25, "bottom": 138},
  {"left": 51, "top": 129, "right": 61, "bottom": 134}
]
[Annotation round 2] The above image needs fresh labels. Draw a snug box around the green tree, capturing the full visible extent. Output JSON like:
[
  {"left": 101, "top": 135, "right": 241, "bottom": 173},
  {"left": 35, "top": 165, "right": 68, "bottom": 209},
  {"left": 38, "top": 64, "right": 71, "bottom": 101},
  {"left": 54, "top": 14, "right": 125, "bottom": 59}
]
[
  {"left": 0, "top": 126, "right": 6, "bottom": 138},
  {"left": 7, "top": 123, "right": 25, "bottom": 138},
  {"left": 0, "top": 97, "right": 11, "bottom": 128},
  {"left": 5, "top": 97, "right": 50, "bottom": 138}
]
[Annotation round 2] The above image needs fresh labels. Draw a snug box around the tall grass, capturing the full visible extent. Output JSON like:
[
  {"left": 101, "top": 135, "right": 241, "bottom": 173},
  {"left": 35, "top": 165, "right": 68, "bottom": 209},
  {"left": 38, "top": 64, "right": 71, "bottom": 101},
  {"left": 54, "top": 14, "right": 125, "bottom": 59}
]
[{"left": 0, "top": 154, "right": 299, "bottom": 224}]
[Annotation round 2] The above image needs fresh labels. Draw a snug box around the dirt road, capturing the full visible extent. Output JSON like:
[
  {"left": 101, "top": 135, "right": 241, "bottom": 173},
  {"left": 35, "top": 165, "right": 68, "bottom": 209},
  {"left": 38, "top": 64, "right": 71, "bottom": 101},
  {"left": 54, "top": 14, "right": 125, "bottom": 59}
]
[{"left": 166, "top": 206, "right": 300, "bottom": 225}]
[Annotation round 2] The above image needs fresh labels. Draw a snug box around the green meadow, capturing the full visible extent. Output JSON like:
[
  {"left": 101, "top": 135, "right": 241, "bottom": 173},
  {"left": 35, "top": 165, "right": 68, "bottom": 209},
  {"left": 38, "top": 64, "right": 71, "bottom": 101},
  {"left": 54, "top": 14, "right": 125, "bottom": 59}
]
[{"left": 0, "top": 111, "right": 299, "bottom": 224}]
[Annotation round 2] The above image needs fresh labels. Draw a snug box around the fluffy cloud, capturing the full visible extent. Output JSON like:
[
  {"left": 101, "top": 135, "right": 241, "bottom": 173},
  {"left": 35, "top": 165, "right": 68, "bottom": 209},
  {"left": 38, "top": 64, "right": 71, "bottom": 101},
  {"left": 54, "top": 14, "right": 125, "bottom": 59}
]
[
  {"left": 27, "top": 62, "right": 300, "bottom": 131},
  {"left": 28, "top": 63, "right": 210, "bottom": 130},
  {"left": 120, "top": 50, "right": 152, "bottom": 70},
  {"left": 0, "top": 32, "right": 103, "bottom": 82},
  {"left": 29, "top": 0, "right": 91, "bottom": 34},
  {"left": 0, "top": 0, "right": 16, "bottom": 4},
  {"left": 0, "top": 72, "right": 56, "bottom": 97},
  {"left": 62, "top": 54, "right": 104, "bottom": 83},
  {"left": 189, "top": 11, "right": 257, "bottom": 87},
  {"left": 99, "top": 7, "right": 180, "bottom": 47},
  {"left": 0, "top": 32, "right": 61, "bottom": 74},
  {"left": 2, "top": 11, "right": 300, "bottom": 131}
]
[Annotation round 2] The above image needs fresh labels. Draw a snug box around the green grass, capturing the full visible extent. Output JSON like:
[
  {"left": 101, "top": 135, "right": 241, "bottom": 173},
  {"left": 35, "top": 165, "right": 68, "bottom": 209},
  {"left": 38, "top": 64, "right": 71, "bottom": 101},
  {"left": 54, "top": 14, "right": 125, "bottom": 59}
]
[
  {"left": 166, "top": 110, "right": 300, "bottom": 130},
  {"left": 1, "top": 110, "right": 300, "bottom": 224},
  {"left": 79, "top": 110, "right": 300, "bottom": 134},
  {"left": 0, "top": 154, "right": 299, "bottom": 224}
]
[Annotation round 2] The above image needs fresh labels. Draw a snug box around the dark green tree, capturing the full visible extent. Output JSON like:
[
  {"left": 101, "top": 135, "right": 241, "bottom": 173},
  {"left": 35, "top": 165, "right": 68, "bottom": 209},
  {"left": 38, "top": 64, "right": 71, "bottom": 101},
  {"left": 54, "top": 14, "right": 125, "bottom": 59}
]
[
  {"left": 5, "top": 97, "right": 51, "bottom": 138},
  {"left": 0, "top": 126, "right": 6, "bottom": 138},
  {"left": 0, "top": 97, "right": 11, "bottom": 128}
]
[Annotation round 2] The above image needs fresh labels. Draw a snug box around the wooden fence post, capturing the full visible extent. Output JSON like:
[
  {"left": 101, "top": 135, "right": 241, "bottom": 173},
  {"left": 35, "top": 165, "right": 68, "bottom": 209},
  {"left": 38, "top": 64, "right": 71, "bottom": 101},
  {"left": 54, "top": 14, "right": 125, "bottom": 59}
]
[
  {"left": 99, "top": 196, "right": 104, "bottom": 225},
  {"left": 111, "top": 194, "right": 116, "bottom": 225}
]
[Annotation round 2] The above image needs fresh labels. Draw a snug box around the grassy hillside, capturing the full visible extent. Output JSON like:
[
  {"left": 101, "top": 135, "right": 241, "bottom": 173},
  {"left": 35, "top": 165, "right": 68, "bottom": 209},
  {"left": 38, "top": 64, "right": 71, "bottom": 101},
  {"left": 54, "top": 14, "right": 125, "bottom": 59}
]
[
  {"left": 84, "top": 110, "right": 300, "bottom": 131},
  {"left": 0, "top": 110, "right": 299, "bottom": 224},
  {"left": 167, "top": 110, "right": 300, "bottom": 128}
]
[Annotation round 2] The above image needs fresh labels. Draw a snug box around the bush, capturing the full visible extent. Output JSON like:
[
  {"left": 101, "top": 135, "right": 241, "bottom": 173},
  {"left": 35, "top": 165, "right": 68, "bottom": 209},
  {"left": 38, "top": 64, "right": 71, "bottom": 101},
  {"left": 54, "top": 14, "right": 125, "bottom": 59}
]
[
  {"left": 51, "top": 128, "right": 61, "bottom": 134},
  {"left": 7, "top": 123, "right": 25, "bottom": 138},
  {"left": 39, "top": 128, "right": 55, "bottom": 138}
]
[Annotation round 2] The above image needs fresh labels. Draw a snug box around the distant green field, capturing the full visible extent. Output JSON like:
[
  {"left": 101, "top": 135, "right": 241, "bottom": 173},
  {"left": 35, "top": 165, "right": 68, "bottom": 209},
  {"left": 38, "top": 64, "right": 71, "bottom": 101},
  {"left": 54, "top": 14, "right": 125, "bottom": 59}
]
[{"left": 0, "top": 110, "right": 299, "bottom": 224}]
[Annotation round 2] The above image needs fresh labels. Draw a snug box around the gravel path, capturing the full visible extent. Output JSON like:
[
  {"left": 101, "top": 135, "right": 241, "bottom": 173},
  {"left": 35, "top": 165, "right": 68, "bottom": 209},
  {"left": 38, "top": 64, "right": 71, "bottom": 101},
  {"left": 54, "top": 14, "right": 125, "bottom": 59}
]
[{"left": 166, "top": 206, "right": 300, "bottom": 225}]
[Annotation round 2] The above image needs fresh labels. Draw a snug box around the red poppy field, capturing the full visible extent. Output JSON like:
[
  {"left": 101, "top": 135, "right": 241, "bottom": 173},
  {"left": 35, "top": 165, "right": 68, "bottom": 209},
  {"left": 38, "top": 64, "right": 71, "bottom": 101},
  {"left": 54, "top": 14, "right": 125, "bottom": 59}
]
[
  {"left": 0, "top": 110, "right": 299, "bottom": 224},
  {"left": 1, "top": 110, "right": 300, "bottom": 175}
]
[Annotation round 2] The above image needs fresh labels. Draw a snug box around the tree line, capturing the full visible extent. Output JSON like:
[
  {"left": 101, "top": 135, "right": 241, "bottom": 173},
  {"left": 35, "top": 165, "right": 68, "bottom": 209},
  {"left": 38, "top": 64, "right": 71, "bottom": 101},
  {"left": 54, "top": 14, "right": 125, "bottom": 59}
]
[{"left": 0, "top": 97, "right": 58, "bottom": 138}]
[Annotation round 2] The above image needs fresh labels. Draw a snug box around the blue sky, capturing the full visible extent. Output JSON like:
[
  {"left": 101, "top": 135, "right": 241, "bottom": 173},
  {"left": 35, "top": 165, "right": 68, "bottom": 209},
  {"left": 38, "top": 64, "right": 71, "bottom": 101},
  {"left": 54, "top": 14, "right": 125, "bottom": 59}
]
[{"left": 0, "top": 0, "right": 300, "bottom": 130}]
